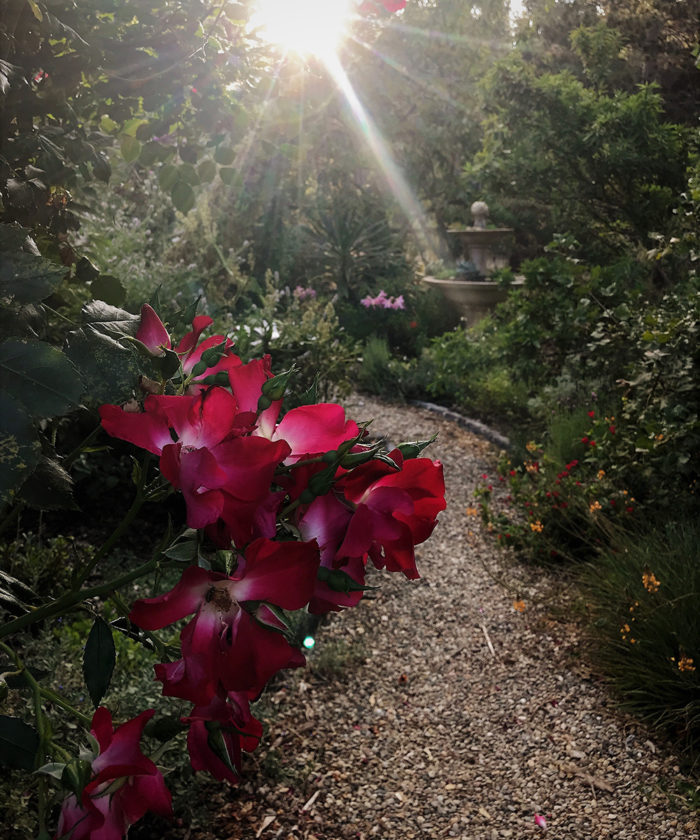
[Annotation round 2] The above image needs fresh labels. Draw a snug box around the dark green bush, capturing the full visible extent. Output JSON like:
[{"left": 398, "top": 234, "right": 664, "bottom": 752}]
[
  {"left": 581, "top": 518, "right": 700, "bottom": 763},
  {"left": 417, "top": 323, "right": 532, "bottom": 425}
]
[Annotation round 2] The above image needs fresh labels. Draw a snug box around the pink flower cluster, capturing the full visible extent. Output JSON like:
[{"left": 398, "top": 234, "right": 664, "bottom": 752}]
[
  {"left": 293, "top": 285, "right": 317, "bottom": 301},
  {"left": 59, "top": 304, "right": 445, "bottom": 836},
  {"left": 360, "top": 290, "right": 405, "bottom": 310}
]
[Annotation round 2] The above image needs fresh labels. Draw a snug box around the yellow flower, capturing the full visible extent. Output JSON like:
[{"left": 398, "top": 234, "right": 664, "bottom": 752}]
[
  {"left": 589, "top": 500, "right": 602, "bottom": 513},
  {"left": 671, "top": 655, "right": 696, "bottom": 673},
  {"left": 530, "top": 520, "right": 544, "bottom": 533},
  {"left": 525, "top": 440, "right": 538, "bottom": 453},
  {"left": 642, "top": 571, "right": 660, "bottom": 593},
  {"left": 512, "top": 600, "right": 526, "bottom": 613}
]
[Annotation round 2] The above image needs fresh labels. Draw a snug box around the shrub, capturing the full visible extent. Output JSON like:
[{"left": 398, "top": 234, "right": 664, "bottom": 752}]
[
  {"left": 337, "top": 276, "right": 459, "bottom": 359},
  {"left": 420, "top": 324, "right": 532, "bottom": 425},
  {"left": 356, "top": 336, "right": 397, "bottom": 398},
  {"left": 475, "top": 419, "right": 637, "bottom": 565},
  {"left": 581, "top": 518, "right": 700, "bottom": 762},
  {"left": 578, "top": 279, "right": 700, "bottom": 511},
  {"left": 231, "top": 277, "right": 358, "bottom": 406}
]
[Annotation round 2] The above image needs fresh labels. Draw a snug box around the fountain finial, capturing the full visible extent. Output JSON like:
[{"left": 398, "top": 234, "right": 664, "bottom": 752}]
[{"left": 470, "top": 200, "right": 489, "bottom": 229}]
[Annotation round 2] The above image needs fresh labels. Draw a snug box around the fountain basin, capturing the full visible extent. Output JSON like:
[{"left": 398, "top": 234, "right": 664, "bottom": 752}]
[{"left": 423, "top": 275, "right": 523, "bottom": 328}]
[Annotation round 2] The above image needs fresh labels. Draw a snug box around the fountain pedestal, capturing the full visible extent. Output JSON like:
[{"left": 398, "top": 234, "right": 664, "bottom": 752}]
[{"left": 423, "top": 201, "right": 522, "bottom": 328}]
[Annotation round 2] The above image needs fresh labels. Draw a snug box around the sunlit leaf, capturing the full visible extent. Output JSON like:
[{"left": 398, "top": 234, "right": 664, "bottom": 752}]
[
  {"left": 120, "top": 135, "right": 141, "bottom": 163},
  {"left": 171, "top": 181, "right": 195, "bottom": 214}
]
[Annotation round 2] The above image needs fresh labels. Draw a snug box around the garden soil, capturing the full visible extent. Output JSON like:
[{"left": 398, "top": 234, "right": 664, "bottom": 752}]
[{"left": 162, "top": 396, "right": 700, "bottom": 840}]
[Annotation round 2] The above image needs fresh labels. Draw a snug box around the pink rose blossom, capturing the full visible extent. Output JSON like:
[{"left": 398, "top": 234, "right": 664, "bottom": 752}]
[
  {"left": 55, "top": 707, "right": 172, "bottom": 840},
  {"left": 130, "top": 538, "right": 319, "bottom": 703}
]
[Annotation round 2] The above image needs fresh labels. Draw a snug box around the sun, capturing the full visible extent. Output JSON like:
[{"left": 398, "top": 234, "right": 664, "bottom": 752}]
[{"left": 251, "top": 0, "right": 354, "bottom": 58}]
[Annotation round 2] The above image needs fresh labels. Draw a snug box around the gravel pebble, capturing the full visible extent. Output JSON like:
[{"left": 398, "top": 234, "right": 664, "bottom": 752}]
[{"left": 195, "top": 396, "right": 700, "bottom": 840}]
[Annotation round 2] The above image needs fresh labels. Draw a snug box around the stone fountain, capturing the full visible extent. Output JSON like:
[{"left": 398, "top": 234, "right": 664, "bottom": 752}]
[{"left": 423, "top": 201, "right": 522, "bottom": 328}]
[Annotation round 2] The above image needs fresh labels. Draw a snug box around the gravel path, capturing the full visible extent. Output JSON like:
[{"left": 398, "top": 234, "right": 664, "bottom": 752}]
[{"left": 192, "top": 397, "right": 699, "bottom": 840}]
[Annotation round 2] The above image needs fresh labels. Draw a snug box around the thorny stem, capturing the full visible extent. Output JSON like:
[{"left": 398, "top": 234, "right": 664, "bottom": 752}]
[
  {"left": 72, "top": 452, "right": 151, "bottom": 590},
  {"left": 39, "top": 685, "right": 92, "bottom": 728},
  {"left": 0, "top": 557, "right": 159, "bottom": 641},
  {"left": 62, "top": 423, "right": 104, "bottom": 471},
  {"left": 109, "top": 590, "right": 171, "bottom": 660},
  {"left": 0, "top": 641, "right": 49, "bottom": 831}
]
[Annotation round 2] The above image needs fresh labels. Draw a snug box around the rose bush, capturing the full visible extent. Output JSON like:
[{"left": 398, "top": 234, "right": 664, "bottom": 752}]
[{"left": 0, "top": 301, "right": 445, "bottom": 839}]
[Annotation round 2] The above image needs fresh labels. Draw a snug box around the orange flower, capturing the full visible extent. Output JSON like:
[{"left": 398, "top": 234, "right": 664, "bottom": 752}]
[
  {"left": 512, "top": 600, "right": 526, "bottom": 613},
  {"left": 642, "top": 571, "right": 660, "bottom": 593}
]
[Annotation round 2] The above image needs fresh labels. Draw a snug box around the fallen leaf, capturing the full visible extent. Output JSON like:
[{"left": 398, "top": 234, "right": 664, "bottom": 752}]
[{"left": 255, "top": 814, "right": 275, "bottom": 837}]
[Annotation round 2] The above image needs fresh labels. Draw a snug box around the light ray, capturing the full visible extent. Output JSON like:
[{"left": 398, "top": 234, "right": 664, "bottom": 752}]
[
  {"left": 351, "top": 33, "right": 466, "bottom": 111},
  {"left": 321, "top": 51, "right": 438, "bottom": 256}
]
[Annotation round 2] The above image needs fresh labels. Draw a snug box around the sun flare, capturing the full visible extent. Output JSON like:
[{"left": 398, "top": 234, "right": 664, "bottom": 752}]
[{"left": 251, "top": 0, "right": 354, "bottom": 57}]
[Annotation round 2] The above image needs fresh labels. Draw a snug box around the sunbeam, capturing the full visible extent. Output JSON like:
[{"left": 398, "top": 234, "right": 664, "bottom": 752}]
[{"left": 320, "top": 51, "right": 437, "bottom": 256}]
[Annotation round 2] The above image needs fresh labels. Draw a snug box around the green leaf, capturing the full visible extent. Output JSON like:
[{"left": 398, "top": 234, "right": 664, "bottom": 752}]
[
  {"left": 80, "top": 300, "right": 139, "bottom": 337},
  {"left": 83, "top": 617, "right": 116, "bottom": 709},
  {"left": 0, "top": 339, "right": 82, "bottom": 418},
  {"left": 218, "top": 167, "right": 238, "bottom": 186},
  {"left": 18, "top": 454, "right": 76, "bottom": 511},
  {"left": 138, "top": 141, "right": 161, "bottom": 167},
  {"left": 75, "top": 257, "right": 100, "bottom": 283},
  {"left": 26, "top": 0, "right": 43, "bottom": 21},
  {"left": 0, "top": 715, "right": 39, "bottom": 770},
  {"left": 155, "top": 348, "right": 181, "bottom": 379},
  {"left": 197, "top": 159, "right": 217, "bottom": 183},
  {"left": 0, "top": 393, "right": 41, "bottom": 505},
  {"left": 396, "top": 433, "right": 438, "bottom": 459},
  {"left": 158, "top": 164, "right": 179, "bottom": 191},
  {"left": 92, "top": 154, "right": 111, "bottom": 183},
  {"left": 91, "top": 274, "right": 126, "bottom": 307},
  {"left": 120, "top": 135, "right": 142, "bottom": 163},
  {"left": 317, "top": 566, "right": 375, "bottom": 593},
  {"left": 171, "top": 181, "right": 195, "bottom": 214},
  {"left": 65, "top": 326, "right": 141, "bottom": 405},
  {"left": 163, "top": 539, "right": 198, "bottom": 562},
  {"left": 145, "top": 715, "right": 187, "bottom": 742},
  {"left": 214, "top": 146, "right": 235, "bottom": 166},
  {"left": 99, "top": 116, "right": 118, "bottom": 134},
  {"left": 36, "top": 762, "right": 66, "bottom": 779},
  {"left": 178, "top": 163, "right": 200, "bottom": 186},
  {"left": 204, "top": 721, "right": 237, "bottom": 775},
  {"left": 0, "top": 225, "right": 65, "bottom": 303},
  {"left": 171, "top": 296, "right": 201, "bottom": 328},
  {"left": 61, "top": 758, "right": 92, "bottom": 796}
]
